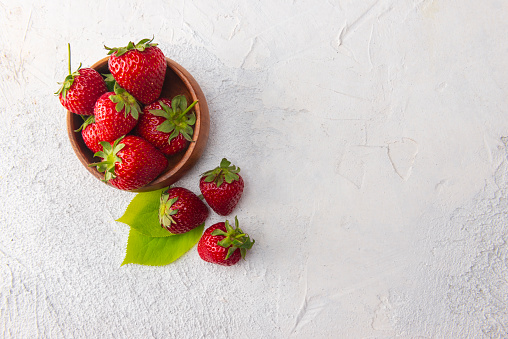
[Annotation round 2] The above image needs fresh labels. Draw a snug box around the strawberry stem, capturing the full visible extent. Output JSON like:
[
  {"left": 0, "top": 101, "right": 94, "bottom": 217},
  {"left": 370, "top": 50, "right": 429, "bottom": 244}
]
[
  {"left": 181, "top": 100, "right": 198, "bottom": 117},
  {"left": 55, "top": 44, "right": 82, "bottom": 99},
  {"left": 67, "top": 43, "right": 71, "bottom": 75}
]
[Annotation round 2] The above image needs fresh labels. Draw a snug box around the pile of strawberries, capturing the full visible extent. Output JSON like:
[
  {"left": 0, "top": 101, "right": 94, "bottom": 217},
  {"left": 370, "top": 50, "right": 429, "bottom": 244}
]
[
  {"left": 161, "top": 158, "right": 254, "bottom": 266},
  {"left": 57, "top": 38, "right": 196, "bottom": 191},
  {"left": 57, "top": 39, "right": 254, "bottom": 266}
]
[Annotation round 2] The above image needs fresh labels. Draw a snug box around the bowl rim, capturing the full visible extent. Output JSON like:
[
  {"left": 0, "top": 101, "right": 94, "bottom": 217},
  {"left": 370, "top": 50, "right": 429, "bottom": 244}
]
[{"left": 66, "top": 56, "right": 210, "bottom": 192}]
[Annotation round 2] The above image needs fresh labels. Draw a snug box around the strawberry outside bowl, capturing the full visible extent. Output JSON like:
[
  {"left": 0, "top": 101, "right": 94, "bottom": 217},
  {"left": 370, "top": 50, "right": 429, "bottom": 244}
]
[{"left": 67, "top": 56, "right": 210, "bottom": 192}]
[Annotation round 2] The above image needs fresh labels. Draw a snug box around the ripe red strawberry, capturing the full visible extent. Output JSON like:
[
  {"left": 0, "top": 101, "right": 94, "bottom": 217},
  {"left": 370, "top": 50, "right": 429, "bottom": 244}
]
[
  {"left": 134, "top": 95, "right": 198, "bottom": 155},
  {"left": 197, "top": 217, "right": 254, "bottom": 266},
  {"left": 199, "top": 158, "right": 244, "bottom": 216},
  {"left": 89, "top": 136, "right": 168, "bottom": 191},
  {"left": 79, "top": 85, "right": 141, "bottom": 153},
  {"left": 56, "top": 44, "right": 107, "bottom": 115},
  {"left": 158, "top": 187, "right": 209, "bottom": 234},
  {"left": 105, "top": 38, "right": 166, "bottom": 105}
]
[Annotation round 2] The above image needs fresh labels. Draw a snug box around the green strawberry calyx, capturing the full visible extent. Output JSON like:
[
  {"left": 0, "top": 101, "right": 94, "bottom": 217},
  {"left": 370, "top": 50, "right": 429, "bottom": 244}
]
[
  {"left": 159, "top": 188, "right": 179, "bottom": 229},
  {"left": 212, "top": 216, "right": 255, "bottom": 260},
  {"left": 109, "top": 82, "right": 141, "bottom": 120},
  {"left": 102, "top": 73, "right": 117, "bottom": 92},
  {"left": 149, "top": 95, "right": 198, "bottom": 143},
  {"left": 55, "top": 43, "right": 82, "bottom": 100},
  {"left": 88, "top": 136, "right": 125, "bottom": 182},
  {"left": 104, "top": 37, "right": 158, "bottom": 57},
  {"left": 201, "top": 158, "right": 240, "bottom": 187},
  {"left": 74, "top": 114, "right": 95, "bottom": 132}
]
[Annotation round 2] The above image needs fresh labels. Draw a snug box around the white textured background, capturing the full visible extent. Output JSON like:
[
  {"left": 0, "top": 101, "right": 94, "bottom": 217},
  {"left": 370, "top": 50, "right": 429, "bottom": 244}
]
[{"left": 1, "top": 0, "right": 508, "bottom": 337}]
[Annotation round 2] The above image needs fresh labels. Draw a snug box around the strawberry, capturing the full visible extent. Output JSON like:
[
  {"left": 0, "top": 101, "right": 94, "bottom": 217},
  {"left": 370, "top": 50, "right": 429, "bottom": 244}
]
[
  {"left": 199, "top": 158, "right": 244, "bottom": 216},
  {"left": 79, "top": 85, "right": 141, "bottom": 153},
  {"left": 90, "top": 136, "right": 168, "bottom": 191},
  {"left": 56, "top": 44, "right": 107, "bottom": 115},
  {"left": 197, "top": 217, "right": 254, "bottom": 266},
  {"left": 134, "top": 95, "right": 198, "bottom": 155},
  {"left": 105, "top": 37, "right": 166, "bottom": 105},
  {"left": 158, "top": 187, "right": 209, "bottom": 234}
]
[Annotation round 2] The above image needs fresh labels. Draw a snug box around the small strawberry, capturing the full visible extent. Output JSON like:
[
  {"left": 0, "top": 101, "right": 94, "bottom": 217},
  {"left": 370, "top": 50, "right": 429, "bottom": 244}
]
[
  {"left": 199, "top": 158, "right": 244, "bottom": 216},
  {"left": 159, "top": 187, "right": 209, "bottom": 234},
  {"left": 134, "top": 95, "right": 198, "bottom": 155},
  {"left": 90, "top": 136, "right": 168, "bottom": 191},
  {"left": 197, "top": 217, "right": 254, "bottom": 266},
  {"left": 56, "top": 44, "right": 107, "bottom": 115},
  {"left": 79, "top": 84, "right": 141, "bottom": 153},
  {"left": 105, "top": 37, "right": 166, "bottom": 105}
]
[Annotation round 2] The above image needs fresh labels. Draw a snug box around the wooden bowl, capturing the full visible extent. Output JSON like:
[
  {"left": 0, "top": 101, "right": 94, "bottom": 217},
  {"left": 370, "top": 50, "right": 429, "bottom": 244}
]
[{"left": 67, "top": 56, "right": 210, "bottom": 192}]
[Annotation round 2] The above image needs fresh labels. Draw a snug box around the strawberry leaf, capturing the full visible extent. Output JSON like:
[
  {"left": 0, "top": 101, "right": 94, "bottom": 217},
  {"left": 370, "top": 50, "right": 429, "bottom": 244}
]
[
  {"left": 105, "top": 37, "right": 157, "bottom": 57},
  {"left": 168, "top": 129, "right": 179, "bottom": 142},
  {"left": 109, "top": 83, "right": 141, "bottom": 120},
  {"left": 116, "top": 189, "right": 172, "bottom": 237},
  {"left": 186, "top": 113, "right": 196, "bottom": 126},
  {"left": 55, "top": 44, "right": 82, "bottom": 100},
  {"left": 121, "top": 224, "right": 204, "bottom": 266},
  {"left": 171, "top": 95, "right": 187, "bottom": 112},
  {"left": 200, "top": 158, "right": 241, "bottom": 187},
  {"left": 103, "top": 73, "right": 117, "bottom": 91},
  {"left": 225, "top": 246, "right": 237, "bottom": 260},
  {"left": 156, "top": 120, "right": 175, "bottom": 134}
]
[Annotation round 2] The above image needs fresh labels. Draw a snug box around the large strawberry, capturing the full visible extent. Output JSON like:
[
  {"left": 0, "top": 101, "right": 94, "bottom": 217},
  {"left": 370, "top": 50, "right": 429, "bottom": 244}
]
[
  {"left": 158, "top": 187, "right": 209, "bottom": 234},
  {"left": 56, "top": 44, "right": 107, "bottom": 115},
  {"left": 90, "top": 136, "right": 168, "bottom": 191},
  {"left": 134, "top": 95, "right": 197, "bottom": 155},
  {"left": 105, "top": 37, "right": 166, "bottom": 105},
  {"left": 199, "top": 158, "right": 244, "bottom": 216},
  {"left": 79, "top": 85, "right": 141, "bottom": 153},
  {"left": 197, "top": 217, "right": 254, "bottom": 266}
]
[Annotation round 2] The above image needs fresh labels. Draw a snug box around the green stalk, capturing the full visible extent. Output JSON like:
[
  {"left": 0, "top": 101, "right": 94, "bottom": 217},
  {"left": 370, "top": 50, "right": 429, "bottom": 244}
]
[
  {"left": 67, "top": 43, "right": 71, "bottom": 75},
  {"left": 178, "top": 100, "right": 198, "bottom": 119}
]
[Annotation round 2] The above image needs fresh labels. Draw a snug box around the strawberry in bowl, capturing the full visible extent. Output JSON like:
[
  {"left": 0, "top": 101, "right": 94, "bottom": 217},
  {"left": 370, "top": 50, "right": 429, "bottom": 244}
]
[
  {"left": 56, "top": 44, "right": 107, "bottom": 115},
  {"left": 89, "top": 136, "right": 168, "bottom": 191},
  {"left": 78, "top": 84, "right": 141, "bottom": 153},
  {"left": 105, "top": 37, "right": 166, "bottom": 105},
  {"left": 65, "top": 38, "right": 210, "bottom": 192},
  {"left": 134, "top": 95, "right": 198, "bottom": 156}
]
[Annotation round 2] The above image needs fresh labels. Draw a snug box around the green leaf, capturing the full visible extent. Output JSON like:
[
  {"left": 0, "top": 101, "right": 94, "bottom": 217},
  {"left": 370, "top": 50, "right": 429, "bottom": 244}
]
[
  {"left": 171, "top": 95, "right": 186, "bottom": 112},
  {"left": 168, "top": 129, "right": 179, "bottom": 142},
  {"left": 225, "top": 246, "right": 237, "bottom": 260},
  {"left": 159, "top": 101, "right": 172, "bottom": 113},
  {"left": 178, "top": 96, "right": 187, "bottom": 112},
  {"left": 186, "top": 113, "right": 196, "bottom": 125},
  {"left": 115, "top": 101, "right": 125, "bottom": 113},
  {"left": 121, "top": 224, "right": 204, "bottom": 266},
  {"left": 103, "top": 73, "right": 116, "bottom": 91},
  {"left": 156, "top": 120, "right": 175, "bottom": 133},
  {"left": 150, "top": 109, "right": 169, "bottom": 118},
  {"left": 116, "top": 189, "right": 172, "bottom": 237},
  {"left": 217, "top": 175, "right": 224, "bottom": 187},
  {"left": 180, "top": 130, "right": 192, "bottom": 142},
  {"left": 220, "top": 158, "right": 231, "bottom": 168},
  {"left": 224, "top": 172, "right": 239, "bottom": 183}
]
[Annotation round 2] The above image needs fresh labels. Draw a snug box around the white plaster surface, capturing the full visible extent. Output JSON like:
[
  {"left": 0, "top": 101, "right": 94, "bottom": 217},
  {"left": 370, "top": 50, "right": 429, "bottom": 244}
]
[{"left": 1, "top": 0, "right": 508, "bottom": 337}]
